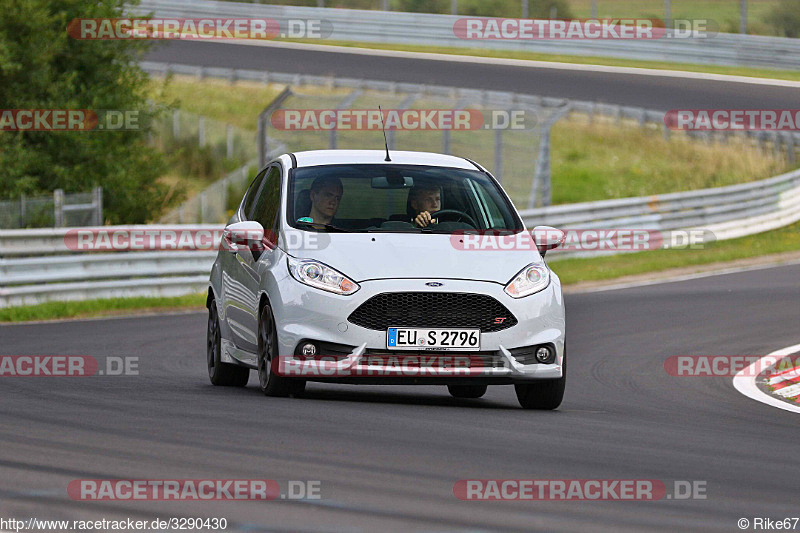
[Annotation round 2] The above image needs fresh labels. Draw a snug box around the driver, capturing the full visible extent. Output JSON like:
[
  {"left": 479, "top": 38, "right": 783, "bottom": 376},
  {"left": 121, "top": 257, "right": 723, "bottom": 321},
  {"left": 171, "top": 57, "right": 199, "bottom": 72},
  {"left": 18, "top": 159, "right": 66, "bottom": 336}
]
[
  {"left": 408, "top": 185, "right": 442, "bottom": 228},
  {"left": 308, "top": 176, "right": 343, "bottom": 225}
]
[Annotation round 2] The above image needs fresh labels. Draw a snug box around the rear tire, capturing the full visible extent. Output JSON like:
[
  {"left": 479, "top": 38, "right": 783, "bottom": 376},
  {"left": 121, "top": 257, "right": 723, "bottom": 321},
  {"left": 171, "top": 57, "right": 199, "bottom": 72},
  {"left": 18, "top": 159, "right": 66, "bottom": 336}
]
[
  {"left": 257, "top": 303, "right": 306, "bottom": 397},
  {"left": 207, "top": 301, "right": 249, "bottom": 387},
  {"left": 514, "top": 347, "right": 566, "bottom": 410},
  {"left": 447, "top": 384, "right": 487, "bottom": 399}
]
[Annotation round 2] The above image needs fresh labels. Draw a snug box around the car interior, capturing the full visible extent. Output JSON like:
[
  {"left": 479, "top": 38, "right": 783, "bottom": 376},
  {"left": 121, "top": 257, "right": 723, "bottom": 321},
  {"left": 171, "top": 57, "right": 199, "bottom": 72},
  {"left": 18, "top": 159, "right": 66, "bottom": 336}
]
[{"left": 289, "top": 164, "right": 515, "bottom": 232}]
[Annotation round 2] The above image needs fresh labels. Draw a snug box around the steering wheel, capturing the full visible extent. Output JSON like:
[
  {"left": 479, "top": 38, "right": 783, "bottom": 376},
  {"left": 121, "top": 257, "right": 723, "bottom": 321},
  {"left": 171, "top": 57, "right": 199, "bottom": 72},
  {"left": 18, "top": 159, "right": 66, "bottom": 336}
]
[{"left": 430, "top": 209, "right": 478, "bottom": 228}]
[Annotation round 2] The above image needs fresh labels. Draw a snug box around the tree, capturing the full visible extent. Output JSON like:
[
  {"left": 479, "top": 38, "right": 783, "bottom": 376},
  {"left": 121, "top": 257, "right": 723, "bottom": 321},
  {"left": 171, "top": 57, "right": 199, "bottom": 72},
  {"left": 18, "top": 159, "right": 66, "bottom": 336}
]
[
  {"left": 0, "top": 0, "right": 167, "bottom": 224},
  {"left": 765, "top": 0, "right": 800, "bottom": 38}
]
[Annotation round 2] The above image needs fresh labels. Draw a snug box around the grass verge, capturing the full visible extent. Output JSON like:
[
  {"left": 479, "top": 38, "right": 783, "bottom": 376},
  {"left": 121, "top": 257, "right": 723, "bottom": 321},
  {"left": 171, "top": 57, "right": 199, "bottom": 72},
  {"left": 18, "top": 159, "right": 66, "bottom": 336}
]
[
  {"left": 0, "top": 293, "right": 207, "bottom": 323},
  {"left": 149, "top": 76, "right": 793, "bottom": 208},
  {"left": 551, "top": 219, "right": 800, "bottom": 284}
]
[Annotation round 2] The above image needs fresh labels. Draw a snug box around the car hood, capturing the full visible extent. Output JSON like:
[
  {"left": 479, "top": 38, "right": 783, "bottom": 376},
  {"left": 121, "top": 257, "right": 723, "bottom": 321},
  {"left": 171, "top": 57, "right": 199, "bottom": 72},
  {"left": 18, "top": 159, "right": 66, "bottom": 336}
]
[{"left": 282, "top": 231, "right": 542, "bottom": 284}]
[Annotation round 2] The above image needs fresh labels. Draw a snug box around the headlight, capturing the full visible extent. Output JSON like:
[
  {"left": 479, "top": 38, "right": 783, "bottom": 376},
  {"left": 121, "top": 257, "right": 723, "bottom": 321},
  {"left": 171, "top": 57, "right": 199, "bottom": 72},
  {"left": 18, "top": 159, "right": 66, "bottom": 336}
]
[
  {"left": 287, "top": 257, "right": 360, "bottom": 295},
  {"left": 504, "top": 263, "right": 550, "bottom": 298}
]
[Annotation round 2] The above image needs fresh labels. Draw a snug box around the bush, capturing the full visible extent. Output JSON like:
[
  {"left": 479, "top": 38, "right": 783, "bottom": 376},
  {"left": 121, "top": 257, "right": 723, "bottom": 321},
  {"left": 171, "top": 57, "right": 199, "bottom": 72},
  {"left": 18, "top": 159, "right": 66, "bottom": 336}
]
[
  {"left": 0, "top": 0, "right": 167, "bottom": 224},
  {"left": 765, "top": 0, "right": 800, "bottom": 37}
]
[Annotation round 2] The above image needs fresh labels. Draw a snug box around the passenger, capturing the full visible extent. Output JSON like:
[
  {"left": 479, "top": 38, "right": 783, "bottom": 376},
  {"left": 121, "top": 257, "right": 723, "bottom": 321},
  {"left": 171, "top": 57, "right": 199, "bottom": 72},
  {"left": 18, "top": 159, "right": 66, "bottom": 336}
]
[{"left": 307, "top": 176, "right": 343, "bottom": 225}]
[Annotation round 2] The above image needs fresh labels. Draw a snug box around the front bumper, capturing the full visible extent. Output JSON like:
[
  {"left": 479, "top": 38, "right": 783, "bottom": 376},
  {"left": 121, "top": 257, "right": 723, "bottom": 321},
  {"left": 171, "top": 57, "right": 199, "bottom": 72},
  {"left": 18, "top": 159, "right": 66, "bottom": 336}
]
[{"left": 270, "top": 276, "right": 565, "bottom": 383}]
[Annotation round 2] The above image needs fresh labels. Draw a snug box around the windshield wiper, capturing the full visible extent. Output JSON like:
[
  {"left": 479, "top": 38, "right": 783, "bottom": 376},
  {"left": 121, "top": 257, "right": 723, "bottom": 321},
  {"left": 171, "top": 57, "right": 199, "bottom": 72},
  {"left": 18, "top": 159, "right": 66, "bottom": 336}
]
[{"left": 295, "top": 221, "right": 353, "bottom": 233}]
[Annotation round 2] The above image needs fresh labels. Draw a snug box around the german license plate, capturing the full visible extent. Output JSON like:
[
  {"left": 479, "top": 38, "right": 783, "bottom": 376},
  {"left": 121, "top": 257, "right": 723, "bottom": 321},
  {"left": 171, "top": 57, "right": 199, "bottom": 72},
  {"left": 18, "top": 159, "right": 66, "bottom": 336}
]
[{"left": 386, "top": 327, "right": 480, "bottom": 351}]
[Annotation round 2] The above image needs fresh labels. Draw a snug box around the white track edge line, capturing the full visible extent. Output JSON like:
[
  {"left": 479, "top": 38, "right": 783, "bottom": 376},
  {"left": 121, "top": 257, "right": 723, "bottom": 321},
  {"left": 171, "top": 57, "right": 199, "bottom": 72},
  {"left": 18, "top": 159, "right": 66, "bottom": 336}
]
[{"left": 733, "top": 343, "right": 800, "bottom": 414}]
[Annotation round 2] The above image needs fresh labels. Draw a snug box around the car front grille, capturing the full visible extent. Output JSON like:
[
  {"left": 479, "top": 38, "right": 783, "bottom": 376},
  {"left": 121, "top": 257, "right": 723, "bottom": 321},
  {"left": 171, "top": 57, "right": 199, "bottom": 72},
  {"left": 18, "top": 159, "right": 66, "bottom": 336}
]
[{"left": 347, "top": 292, "right": 518, "bottom": 332}]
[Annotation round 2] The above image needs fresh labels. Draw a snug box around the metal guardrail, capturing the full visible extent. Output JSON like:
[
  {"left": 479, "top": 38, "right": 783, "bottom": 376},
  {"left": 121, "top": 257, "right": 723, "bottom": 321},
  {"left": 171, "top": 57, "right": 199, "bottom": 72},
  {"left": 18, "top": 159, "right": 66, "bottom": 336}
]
[
  {"left": 0, "top": 224, "right": 221, "bottom": 257},
  {"left": 2, "top": 166, "right": 799, "bottom": 307},
  {"left": 522, "top": 167, "right": 800, "bottom": 258},
  {"left": 132, "top": 0, "right": 800, "bottom": 70},
  {"left": 1, "top": 251, "right": 217, "bottom": 286}
]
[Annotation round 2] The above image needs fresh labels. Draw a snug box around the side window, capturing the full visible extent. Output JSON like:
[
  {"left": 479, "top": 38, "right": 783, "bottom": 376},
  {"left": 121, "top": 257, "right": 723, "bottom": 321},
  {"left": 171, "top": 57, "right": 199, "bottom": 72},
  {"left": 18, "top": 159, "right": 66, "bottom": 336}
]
[
  {"left": 249, "top": 165, "right": 282, "bottom": 243},
  {"left": 242, "top": 168, "right": 268, "bottom": 219},
  {"left": 473, "top": 181, "right": 505, "bottom": 228}
]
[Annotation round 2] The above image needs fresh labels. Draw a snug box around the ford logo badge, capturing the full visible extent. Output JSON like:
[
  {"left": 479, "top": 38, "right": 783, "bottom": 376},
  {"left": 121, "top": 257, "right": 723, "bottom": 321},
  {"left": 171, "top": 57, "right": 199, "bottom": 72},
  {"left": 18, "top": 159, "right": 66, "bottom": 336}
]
[{"left": 425, "top": 282, "right": 443, "bottom": 287}]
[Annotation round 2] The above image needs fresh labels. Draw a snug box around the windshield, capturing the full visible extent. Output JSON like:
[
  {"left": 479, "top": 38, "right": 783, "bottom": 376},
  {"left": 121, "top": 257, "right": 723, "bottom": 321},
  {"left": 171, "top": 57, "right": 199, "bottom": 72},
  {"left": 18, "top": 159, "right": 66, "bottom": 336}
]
[{"left": 287, "top": 164, "right": 523, "bottom": 233}]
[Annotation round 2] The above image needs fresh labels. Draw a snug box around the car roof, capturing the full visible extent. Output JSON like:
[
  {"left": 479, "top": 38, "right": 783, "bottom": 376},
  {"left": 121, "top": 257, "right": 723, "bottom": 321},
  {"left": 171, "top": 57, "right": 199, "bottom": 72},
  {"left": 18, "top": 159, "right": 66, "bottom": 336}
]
[{"left": 291, "top": 150, "right": 479, "bottom": 170}]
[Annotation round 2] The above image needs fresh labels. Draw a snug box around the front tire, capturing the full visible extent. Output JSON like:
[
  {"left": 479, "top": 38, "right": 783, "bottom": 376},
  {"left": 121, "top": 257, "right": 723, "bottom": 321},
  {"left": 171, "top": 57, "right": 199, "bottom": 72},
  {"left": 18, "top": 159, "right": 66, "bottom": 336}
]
[
  {"left": 514, "top": 347, "right": 566, "bottom": 410},
  {"left": 447, "top": 384, "right": 487, "bottom": 399},
  {"left": 207, "top": 301, "right": 249, "bottom": 387},
  {"left": 257, "top": 303, "right": 305, "bottom": 397}
]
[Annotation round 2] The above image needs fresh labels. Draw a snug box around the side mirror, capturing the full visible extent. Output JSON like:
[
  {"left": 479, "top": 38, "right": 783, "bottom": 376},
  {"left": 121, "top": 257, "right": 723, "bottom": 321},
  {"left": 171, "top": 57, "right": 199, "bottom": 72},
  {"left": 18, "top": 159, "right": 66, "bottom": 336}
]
[
  {"left": 532, "top": 226, "right": 565, "bottom": 257},
  {"left": 222, "top": 221, "right": 265, "bottom": 254}
]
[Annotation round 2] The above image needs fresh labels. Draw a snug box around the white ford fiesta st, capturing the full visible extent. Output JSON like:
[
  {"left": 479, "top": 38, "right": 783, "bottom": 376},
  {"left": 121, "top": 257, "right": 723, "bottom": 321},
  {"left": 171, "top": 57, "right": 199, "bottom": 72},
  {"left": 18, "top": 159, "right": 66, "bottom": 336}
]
[{"left": 206, "top": 150, "right": 567, "bottom": 409}]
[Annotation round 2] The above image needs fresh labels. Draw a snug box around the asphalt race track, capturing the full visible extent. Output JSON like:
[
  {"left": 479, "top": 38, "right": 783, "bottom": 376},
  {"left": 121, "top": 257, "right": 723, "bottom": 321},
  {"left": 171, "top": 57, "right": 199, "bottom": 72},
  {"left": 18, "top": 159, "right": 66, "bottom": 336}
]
[
  {"left": 146, "top": 40, "right": 800, "bottom": 111},
  {"left": 1, "top": 263, "right": 798, "bottom": 531}
]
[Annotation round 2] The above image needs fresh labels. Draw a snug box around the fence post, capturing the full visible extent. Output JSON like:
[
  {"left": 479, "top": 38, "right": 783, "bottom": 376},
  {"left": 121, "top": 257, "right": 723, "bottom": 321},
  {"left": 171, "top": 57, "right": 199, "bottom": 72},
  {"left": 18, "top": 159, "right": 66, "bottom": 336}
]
[
  {"left": 200, "top": 191, "right": 207, "bottom": 223},
  {"left": 529, "top": 104, "right": 570, "bottom": 209},
  {"left": 331, "top": 89, "right": 361, "bottom": 150},
  {"left": 521, "top": 0, "right": 528, "bottom": 18},
  {"left": 54, "top": 189, "right": 64, "bottom": 228},
  {"left": 388, "top": 93, "right": 418, "bottom": 150},
  {"left": 93, "top": 187, "right": 103, "bottom": 226},
  {"left": 787, "top": 133, "right": 795, "bottom": 165},
  {"left": 740, "top": 0, "right": 747, "bottom": 34},
  {"left": 227, "top": 125, "right": 234, "bottom": 158},
  {"left": 198, "top": 116, "right": 206, "bottom": 147},
  {"left": 19, "top": 193, "right": 26, "bottom": 228},
  {"left": 258, "top": 114, "right": 265, "bottom": 167},
  {"left": 258, "top": 87, "right": 293, "bottom": 167},
  {"left": 221, "top": 176, "right": 229, "bottom": 218}
]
